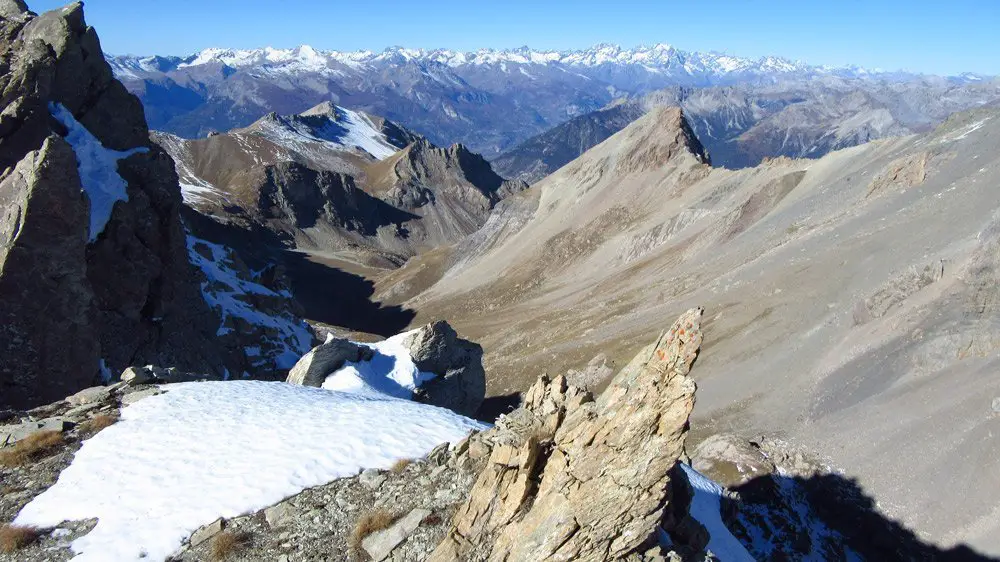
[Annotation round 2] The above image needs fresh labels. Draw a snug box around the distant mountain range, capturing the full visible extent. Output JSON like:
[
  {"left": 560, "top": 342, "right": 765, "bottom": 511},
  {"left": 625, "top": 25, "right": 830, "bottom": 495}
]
[
  {"left": 109, "top": 44, "right": 996, "bottom": 160},
  {"left": 110, "top": 43, "right": 931, "bottom": 82},
  {"left": 496, "top": 78, "right": 1000, "bottom": 179}
]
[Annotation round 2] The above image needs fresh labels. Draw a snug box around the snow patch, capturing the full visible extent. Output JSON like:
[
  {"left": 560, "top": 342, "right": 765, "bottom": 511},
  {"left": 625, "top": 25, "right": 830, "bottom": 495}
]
[
  {"left": 48, "top": 103, "right": 149, "bottom": 242},
  {"left": 179, "top": 183, "right": 222, "bottom": 205},
  {"left": 15, "top": 380, "right": 487, "bottom": 562},
  {"left": 322, "top": 329, "right": 436, "bottom": 398},
  {"left": 941, "top": 117, "right": 991, "bottom": 143},
  {"left": 678, "top": 463, "right": 755, "bottom": 561},
  {"left": 253, "top": 105, "right": 400, "bottom": 160},
  {"left": 185, "top": 233, "right": 312, "bottom": 368}
]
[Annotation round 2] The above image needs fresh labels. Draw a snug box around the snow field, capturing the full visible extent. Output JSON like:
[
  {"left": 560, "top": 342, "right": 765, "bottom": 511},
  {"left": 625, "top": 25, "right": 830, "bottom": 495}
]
[{"left": 16, "top": 380, "right": 488, "bottom": 561}]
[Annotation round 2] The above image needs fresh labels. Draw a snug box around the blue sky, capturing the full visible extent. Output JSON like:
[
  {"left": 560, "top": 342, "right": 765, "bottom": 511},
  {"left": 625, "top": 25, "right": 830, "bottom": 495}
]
[{"left": 26, "top": 0, "right": 1000, "bottom": 75}]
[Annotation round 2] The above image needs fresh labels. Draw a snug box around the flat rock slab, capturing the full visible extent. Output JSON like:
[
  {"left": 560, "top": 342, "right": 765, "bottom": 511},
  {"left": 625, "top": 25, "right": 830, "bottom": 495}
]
[
  {"left": 362, "top": 508, "right": 431, "bottom": 561},
  {"left": 67, "top": 386, "right": 112, "bottom": 406},
  {"left": 0, "top": 417, "right": 70, "bottom": 446},
  {"left": 265, "top": 502, "right": 295, "bottom": 529},
  {"left": 190, "top": 518, "right": 224, "bottom": 547},
  {"left": 120, "top": 388, "right": 162, "bottom": 407}
]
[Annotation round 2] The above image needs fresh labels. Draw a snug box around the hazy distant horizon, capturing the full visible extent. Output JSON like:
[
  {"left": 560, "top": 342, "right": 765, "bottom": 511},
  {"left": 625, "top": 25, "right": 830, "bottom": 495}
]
[{"left": 25, "top": 0, "right": 1000, "bottom": 76}]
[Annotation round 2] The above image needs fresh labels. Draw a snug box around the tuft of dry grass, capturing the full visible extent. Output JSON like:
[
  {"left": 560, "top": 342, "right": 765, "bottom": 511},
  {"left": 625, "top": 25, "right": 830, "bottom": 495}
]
[
  {"left": 349, "top": 510, "right": 398, "bottom": 553},
  {"left": 390, "top": 458, "right": 412, "bottom": 474},
  {"left": 209, "top": 530, "right": 249, "bottom": 561},
  {"left": 80, "top": 414, "right": 117, "bottom": 435},
  {"left": 0, "top": 524, "right": 40, "bottom": 553},
  {"left": 0, "top": 431, "right": 64, "bottom": 468}
]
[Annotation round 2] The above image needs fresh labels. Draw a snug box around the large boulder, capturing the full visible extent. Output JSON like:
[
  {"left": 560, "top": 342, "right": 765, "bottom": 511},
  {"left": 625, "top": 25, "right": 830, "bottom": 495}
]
[
  {"left": 429, "top": 308, "right": 704, "bottom": 561},
  {"left": 285, "top": 338, "right": 373, "bottom": 387},
  {"left": 401, "top": 321, "right": 486, "bottom": 417}
]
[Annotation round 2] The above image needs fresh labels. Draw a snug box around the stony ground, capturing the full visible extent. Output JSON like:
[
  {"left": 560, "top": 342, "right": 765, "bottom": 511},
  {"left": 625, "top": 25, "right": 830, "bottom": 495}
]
[
  {"left": 174, "top": 443, "right": 483, "bottom": 562},
  {"left": 1, "top": 387, "right": 126, "bottom": 561}
]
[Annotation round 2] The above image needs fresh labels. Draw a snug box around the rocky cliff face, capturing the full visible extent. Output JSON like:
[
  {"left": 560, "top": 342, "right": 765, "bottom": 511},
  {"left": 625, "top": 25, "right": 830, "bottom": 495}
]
[
  {"left": 0, "top": 2, "right": 311, "bottom": 408},
  {"left": 0, "top": 1, "right": 218, "bottom": 407}
]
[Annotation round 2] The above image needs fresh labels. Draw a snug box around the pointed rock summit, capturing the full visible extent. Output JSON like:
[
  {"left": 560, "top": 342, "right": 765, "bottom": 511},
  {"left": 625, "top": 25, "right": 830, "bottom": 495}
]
[
  {"left": 430, "top": 308, "right": 705, "bottom": 560},
  {"left": 612, "top": 106, "right": 710, "bottom": 175}
]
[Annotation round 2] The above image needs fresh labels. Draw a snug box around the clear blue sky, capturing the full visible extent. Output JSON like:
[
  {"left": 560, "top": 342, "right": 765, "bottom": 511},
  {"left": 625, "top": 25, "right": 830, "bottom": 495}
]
[{"left": 26, "top": 0, "right": 1000, "bottom": 75}]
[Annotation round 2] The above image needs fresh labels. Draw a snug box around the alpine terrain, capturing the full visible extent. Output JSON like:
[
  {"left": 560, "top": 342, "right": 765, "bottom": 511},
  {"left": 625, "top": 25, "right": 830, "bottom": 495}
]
[{"left": 1, "top": 1, "right": 998, "bottom": 562}]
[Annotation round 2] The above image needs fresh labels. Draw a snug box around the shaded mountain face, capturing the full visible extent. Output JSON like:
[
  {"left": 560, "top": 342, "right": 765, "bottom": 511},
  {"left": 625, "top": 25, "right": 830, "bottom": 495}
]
[
  {"left": 492, "top": 103, "right": 647, "bottom": 183},
  {"left": 378, "top": 106, "right": 1000, "bottom": 552},
  {"left": 107, "top": 44, "right": 994, "bottom": 158},
  {"left": 495, "top": 78, "right": 1000, "bottom": 181},
  {"left": 159, "top": 103, "right": 526, "bottom": 265},
  {"left": 0, "top": 2, "right": 311, "bottom": 408}
]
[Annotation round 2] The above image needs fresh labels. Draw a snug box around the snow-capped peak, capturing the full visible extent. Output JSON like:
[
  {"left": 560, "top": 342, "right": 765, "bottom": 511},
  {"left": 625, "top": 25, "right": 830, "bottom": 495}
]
[
  {"left": 109, "top": 43, "right": 908, "bottom": 81},
  {"left": 130, "top": 43, "right": 865, "bottom": 79}
]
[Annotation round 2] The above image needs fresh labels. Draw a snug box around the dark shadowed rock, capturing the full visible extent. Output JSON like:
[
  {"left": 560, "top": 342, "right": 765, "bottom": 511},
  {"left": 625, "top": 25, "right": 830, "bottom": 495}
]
[
  {"left": 0, "top": 136, "right": 97, "bottom": 407},
  {"left": 0, "top": 2, "right": 246, "bottom": 408},
  {"left": 401, "top": 321, "right": 486, "bottom": 417}
]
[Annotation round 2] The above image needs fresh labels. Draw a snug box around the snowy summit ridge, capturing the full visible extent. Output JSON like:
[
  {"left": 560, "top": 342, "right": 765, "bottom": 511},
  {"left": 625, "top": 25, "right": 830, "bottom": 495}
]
[{"left": 108, "top": 42, "right": 898, "bottom": 80}]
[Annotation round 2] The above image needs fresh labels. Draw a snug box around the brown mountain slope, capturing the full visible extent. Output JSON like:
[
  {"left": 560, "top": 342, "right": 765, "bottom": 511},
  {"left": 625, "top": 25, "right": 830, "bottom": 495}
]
[
  {"left": 158, "top": 104, "right": 527, "bottom": 265},
  {"left": 382, "top": 106, "right": 1000, "bottom": 553}
]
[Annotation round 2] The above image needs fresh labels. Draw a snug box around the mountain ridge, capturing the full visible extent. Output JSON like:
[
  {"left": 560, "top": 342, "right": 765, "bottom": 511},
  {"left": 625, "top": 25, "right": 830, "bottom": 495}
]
[{"left": 109, "top": 42, "right": 990, "bottom": 82}]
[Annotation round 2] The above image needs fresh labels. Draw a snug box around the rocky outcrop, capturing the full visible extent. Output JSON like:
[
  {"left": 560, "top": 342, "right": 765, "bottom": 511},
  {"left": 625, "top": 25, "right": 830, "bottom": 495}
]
[
  {"left": 402, "top": 321, "right": 487, "bottom": 418},
  {"left": 285, "top": 322, "right": 487, "bottom": 417},
  {"left": 0, "top": 2, "right": 238, "bottom": 408},
  {"left": 0, "top": 136, "right": 97, "bottom": 408},
  {"left": 865, "top": 151, "right": 928, "bottom": 199},
  {"left": 372, "top": 139, "right": 528, "bottom": 212},
  {"left": 255, "top": 162, "right": 414, "bottom": 233},
  {"left": 0, "top": 3, "right": 314, "bottom": 408},
  {"left": 286, "top": 338, "right": 373, "bottom": 387},
  {"left": 429, "top": 308, "right": 704, "bottom": 561}
]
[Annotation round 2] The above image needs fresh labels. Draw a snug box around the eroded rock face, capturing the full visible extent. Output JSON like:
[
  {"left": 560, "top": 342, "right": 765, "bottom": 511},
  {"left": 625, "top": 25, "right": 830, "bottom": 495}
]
[
  {"left": 430, "top": 308, "right": 704, "bottom": 561},
  {"left": 402, "top": 321, "right": 487, "bottom": 418},
  {"left": 0, "top": 3, "right": 230, "bottom": 408},
  {"left": 0, "top": 136, "right": 96, "bottom": 407}
]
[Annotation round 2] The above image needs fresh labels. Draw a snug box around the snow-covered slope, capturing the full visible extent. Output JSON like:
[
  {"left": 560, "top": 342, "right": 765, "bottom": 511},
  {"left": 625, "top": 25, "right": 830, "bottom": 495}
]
[{"left": 16, "top": 367, "right": 487, "bottom": 561}]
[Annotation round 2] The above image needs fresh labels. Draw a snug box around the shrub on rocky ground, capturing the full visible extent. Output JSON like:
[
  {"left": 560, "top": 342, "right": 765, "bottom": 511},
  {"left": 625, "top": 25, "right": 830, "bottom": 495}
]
[
  {"left": 349, "top": 510, "right": 398, "bottom": 554},
  {"left": 0, "top": 431, "right": 64, "bottom": 468},
  {"left": 390, "top": 458, "right": 412, "bottom": 474},
  {"left": 209, "top": 530, "right": 249, "bottom": 561},
  {"left": 80, "top": 414, "right": 117, "bottom": 436},
  {"left": 0, "top": 524, "right": 39, "bottom": 553}
]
